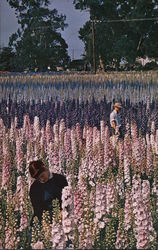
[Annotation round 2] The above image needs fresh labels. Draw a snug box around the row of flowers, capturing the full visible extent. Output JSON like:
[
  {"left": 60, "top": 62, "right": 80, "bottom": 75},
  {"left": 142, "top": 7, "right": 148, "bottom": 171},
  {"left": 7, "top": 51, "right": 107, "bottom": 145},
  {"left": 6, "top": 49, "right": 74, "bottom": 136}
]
[
  {"left": 0, "top": 74, "right": 158, "bottom": 104},
  {"left": 0, "top": 115, "right": 158, "bottom": 249}
]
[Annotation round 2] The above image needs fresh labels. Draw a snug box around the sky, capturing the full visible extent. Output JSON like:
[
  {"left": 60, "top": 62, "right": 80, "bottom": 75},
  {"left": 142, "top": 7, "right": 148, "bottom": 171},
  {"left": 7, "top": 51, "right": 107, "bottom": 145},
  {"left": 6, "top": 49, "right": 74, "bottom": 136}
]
[{"left": 0, "top": 0, "right": 89, "bottom": 59}]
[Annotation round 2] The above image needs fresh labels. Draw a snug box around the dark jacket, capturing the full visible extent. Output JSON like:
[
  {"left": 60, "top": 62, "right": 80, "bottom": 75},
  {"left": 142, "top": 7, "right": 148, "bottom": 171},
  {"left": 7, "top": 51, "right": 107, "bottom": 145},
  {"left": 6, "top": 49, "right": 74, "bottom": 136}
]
[{"left": 29, "top": 173, "right": 68, "bottom": 226}]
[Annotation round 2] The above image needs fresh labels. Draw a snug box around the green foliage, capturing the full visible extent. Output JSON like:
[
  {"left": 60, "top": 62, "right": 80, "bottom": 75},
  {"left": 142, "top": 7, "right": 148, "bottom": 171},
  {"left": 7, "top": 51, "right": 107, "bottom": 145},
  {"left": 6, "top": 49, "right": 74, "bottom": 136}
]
[
  {"left": 74, "top": 0, "right": 158, "bottom": 71},
  {"left": 0, "top": 47, "right": 15, "bottom": 71},
  {"left": 6, "top": 0, "right": 70, "bottom": 71}
]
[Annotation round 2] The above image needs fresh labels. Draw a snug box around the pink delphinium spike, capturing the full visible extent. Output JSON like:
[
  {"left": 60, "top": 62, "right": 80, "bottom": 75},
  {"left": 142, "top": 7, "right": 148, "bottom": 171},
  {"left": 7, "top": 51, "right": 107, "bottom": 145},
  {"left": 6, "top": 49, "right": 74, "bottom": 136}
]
[
  {"left": 104, "top": 126, "right": 115, "bottom": 170},
  {"left": 106, "top": 178, "right": 116, "bottom": 214},
  {"left": 53, "top": 145, "right": 59, "bottom": 174},
  {"left": 64, "top": 128, "right": 72, "bottom": 167},
  {"left": 40, "top": 127, "right": 46, "bottom": 158},
  {"left": 32, "top": 241, "right": 44, "bottom": 249},
  {"left": 142, "top": 180, "right": 156, "bottom": 244},
  {"left": 9, "top": 121, "right": 15, "bottom": 142},
  {"left": 51, "top": 222, "right": 65, "bottom": 249},
  {"left": 75, "top": 123, "right": 83, "bottom": 151},
  {"left": 124, "top": 192, "right": 132, "bottom": 231},
  {"left": 62, "top": 186, "right": 74, "bottom": 242},
  {"left": 2, "top": 138, "right": 11, "bottom": 190},
  {"left": 124, "top": 137, "right": 131, "bottom": 188},
  {"left": 16, "top": 135, "right": 24, "bottom": 174},
  {"left": 59, "top": 119, "right": 65, "bottom": 147},
  {"left": 96, "top": 143, "right": 104, "bottom": 180},
  {"left": 132, "top": 175, "right": 150, "bottom": 249},
  {"left": 74, "top": 190, "right": 84, "bottom": 225},
  {"left": 131, "top": 122, "right": 138, "bottom": 141},
  {"left": 45, "top": 119, "right": 52, "bottom": 146},
  {"left": 100, "top": 120, "right": 105, "bottom": 144},
  {"left": 86, "top": 126, "right": 93, "bottom": 158},
  {"left": 150, "top": 121, "right": 155, "bottom": 151},
  {"left": 71, "top": 126, "right": 77, "bottom": 160},
  {"left": 155, "top": 129, "right": 158, "bottom": 154},
  {"left": 146, "top": 143, "right": 153, "bottom": 178},
  {"left": 33, "top": 116, "right": 40, "bottom": 139},
  {"left": 53, "top": 120, "right": 59, "bottom": 146},
  {"left": 94, "top": 183, "right": 107, "bottom": 231}
]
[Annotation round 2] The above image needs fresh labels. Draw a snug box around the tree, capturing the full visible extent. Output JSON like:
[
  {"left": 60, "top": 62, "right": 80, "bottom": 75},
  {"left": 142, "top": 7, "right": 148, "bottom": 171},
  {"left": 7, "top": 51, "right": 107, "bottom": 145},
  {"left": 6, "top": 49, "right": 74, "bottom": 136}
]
[
  {"left": 7, "top": 0, "right": 70, "bottom": 71},
  {"left": 0, "top": 47, "right": 15, "bottom": 71},
  {"left": 74, "top": 0, "right": 158, "bottom": 70}
]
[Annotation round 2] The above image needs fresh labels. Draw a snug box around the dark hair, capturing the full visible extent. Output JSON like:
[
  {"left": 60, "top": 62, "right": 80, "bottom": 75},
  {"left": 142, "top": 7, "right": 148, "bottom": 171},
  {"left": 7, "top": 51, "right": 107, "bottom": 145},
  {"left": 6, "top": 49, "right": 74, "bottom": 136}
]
[{"left": 29, "top": 160, "right": 46, "bottom": 179}]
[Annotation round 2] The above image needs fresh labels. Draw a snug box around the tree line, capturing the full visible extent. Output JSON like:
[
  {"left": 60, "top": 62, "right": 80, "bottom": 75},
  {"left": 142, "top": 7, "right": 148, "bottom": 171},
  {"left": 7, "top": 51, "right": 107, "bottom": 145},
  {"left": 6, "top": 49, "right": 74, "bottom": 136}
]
[{"left": 0, "top": 0, "right": 158, "bottom": 72}]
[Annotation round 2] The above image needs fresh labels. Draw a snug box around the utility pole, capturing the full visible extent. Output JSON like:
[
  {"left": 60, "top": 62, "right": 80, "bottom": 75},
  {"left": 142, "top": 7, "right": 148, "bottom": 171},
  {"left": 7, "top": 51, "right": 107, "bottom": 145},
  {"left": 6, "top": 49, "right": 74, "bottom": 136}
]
[{"left": 91, "top": 19, "right": 96, "bottom": 74}]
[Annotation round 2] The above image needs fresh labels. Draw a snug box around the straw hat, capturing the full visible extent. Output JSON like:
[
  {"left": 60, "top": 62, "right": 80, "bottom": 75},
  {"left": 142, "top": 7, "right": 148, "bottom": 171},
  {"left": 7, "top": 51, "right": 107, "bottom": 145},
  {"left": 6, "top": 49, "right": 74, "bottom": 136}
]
[{"left": 114, "top": 102, "right": 122, "bottom": 109}]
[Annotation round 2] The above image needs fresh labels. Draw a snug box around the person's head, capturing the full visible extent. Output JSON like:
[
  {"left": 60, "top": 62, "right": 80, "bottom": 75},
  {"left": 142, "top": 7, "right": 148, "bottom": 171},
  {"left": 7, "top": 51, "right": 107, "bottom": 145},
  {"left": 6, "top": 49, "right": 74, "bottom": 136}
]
[
  {"left": 29, "top": 160, "right": 50, "bottom": 183},
  {"left": 114, "top": 102, "right": 122, "bottom": 112}
]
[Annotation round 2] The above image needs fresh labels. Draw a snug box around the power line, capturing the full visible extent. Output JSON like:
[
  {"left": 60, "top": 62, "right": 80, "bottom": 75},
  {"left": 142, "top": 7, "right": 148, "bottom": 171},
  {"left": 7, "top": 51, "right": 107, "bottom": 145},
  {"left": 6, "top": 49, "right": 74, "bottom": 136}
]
[{"left": 91, "top": 17, "right": 158, "bottom": 23}]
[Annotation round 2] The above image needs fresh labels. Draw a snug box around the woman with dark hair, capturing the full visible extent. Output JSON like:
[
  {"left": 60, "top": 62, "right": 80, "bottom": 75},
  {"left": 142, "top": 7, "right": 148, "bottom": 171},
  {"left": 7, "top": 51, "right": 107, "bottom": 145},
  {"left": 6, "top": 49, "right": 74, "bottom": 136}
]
[{"left": 29, "top": 160, "right": 68, "bottom": 226}]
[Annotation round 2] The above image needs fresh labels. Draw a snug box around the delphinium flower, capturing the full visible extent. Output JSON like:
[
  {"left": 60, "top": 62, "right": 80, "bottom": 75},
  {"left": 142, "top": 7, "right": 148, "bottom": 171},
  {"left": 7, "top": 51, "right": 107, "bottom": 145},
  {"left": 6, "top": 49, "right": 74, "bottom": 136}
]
[
  {"left": 85, "top": 126, "right": 96, "bottom": 185},
  {"left": 142, "top": 180, "right": 157, "bottom": 248},
  {"left": 22, "top": 114, "right": 31, "bottom": 137},
  {"left": 146, "top": 142, "right": 153, "bottom": 178},
  {"left": 15, "top": 176, "right": 28, "bottom": 231},
  {"left": 40, "top": 127, "right": 46, "bottom": 159},
  {"left": 41, "top": 211, "right": 52, "bottom": 249},
  {"left": 76, "top": 167, "right": 90, "bottom": 248},
  {"left": 155, "top": 129, "right": 158, "bottom": 155},
  {"left": 59, "top": 118, "right": 65, "bottom": 147},
  {"left": 124, "top": 137, "right": 131, "bottom": 188},
  {"left": 96, "top": 143, "right": 104, "bottom": 180},
  {"left": 71, "top": 126, "right": 78, "bottom": 160},
  {"left": 75, "top": 123, "right": 83, "bottom": 151},
  {"left": 64, "top": 128, "right": 72, "bottom": 168},
  {"left": 94, "top": 183, "right": 107, "bottom": 233},
  {"left": 58, "top": 143, "right": 65, "bottom": 174},
  {"left": 150, "top": 121, "right": 155, "bottom": 151},
  {"left": 132, "top": 174, "right": 150, "bottom": 249},
  {"left": 53, "top": 120, "right": 59, "bottom": 146},
  {"left": 15, "top": 135, "right": 24, "bottom": 174},
  {"left": 74, "top": 190, "right": 84, "bottom": 225},
  {"left": 104, "top": 126, "right": 116, "bottom": 170},
  {"left": 0, "top": 191, "right": 5, "bottom": 248},
  {"left": 51, "top": 199, "right": 65, "bottom": 249},
  {"left": 62, "top": 186, "right": 74, "bottom": 244},
  {"left": 45, "top": 119, "right": 52, "bottom": 146},
  {"left": 131, "top": 122, "right": 138, "bottom": 142},
  {"left": 33, "top": 116, "right": 40, "bottom": 140},
  {"left": 139, "top": 137, "right": 146, "bottom": 175},
  {"left": 32, "top": 241, "right": 44, "bottom": 249},
  {"left": 9, "top": 121, "right": 15, "bottom": 142},
  {"left": 100, "top": 120, "right": 105, "bottom": 144},
  {"left": 106, "top": 174, "right": 116, "bottom": 214},
  {"left": 31, "top": 216, "right": 43, "bottom": 249},
  {"left": 93, "top": 126, "right": 100, "bottom": 150},
  {"left": 2, "top": 137, "right": 11, "bottom": 190},
  {"left": 124, "top": 192, "right": 132, "bottom": 231},
  {"left": 105, "top": 217, "right": 117, "bottom": 250},
  {"left": 47, "top": 141, "right": 55, "bottom": 174},
  {"left": 52, "top": 143, "right": 60, "bottom": 174},
  {"left": 116, "top": 140, "right": 125, "bottom": 199},
  {"left": 5, "top": 191, "right": 19, "bottom": 249},
  {"left": 131, "top": 137, "right": 142, "bottom": 175},
  {"left": 115, "top": 208, "right": 128, "bottom": 249}
]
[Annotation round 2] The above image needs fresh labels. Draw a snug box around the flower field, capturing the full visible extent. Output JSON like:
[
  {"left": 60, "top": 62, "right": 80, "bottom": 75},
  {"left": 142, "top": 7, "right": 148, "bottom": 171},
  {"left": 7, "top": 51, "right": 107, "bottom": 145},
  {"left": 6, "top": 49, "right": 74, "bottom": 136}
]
[{"left": 0, "top": 72, "right": 158, "bottom": 249}]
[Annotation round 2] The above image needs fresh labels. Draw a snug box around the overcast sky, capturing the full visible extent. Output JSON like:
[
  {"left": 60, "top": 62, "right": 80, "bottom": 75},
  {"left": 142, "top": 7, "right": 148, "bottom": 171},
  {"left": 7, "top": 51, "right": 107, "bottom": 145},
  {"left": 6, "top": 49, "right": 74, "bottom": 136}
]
[{"left": 0, "top": 0, "right": 89, "bottom": 59}]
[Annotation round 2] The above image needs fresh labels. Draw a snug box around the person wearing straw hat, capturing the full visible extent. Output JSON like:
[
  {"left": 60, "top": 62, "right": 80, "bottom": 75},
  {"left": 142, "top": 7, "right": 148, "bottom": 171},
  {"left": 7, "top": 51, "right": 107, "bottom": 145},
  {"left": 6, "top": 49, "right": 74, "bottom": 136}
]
[{"left": 110, "top": 102, "right": 123, "bottom": 139}]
